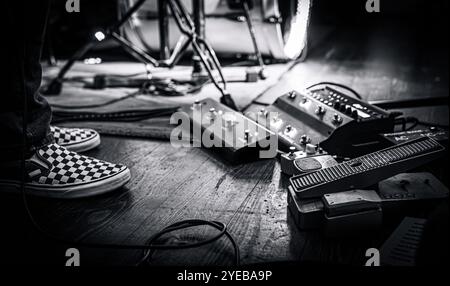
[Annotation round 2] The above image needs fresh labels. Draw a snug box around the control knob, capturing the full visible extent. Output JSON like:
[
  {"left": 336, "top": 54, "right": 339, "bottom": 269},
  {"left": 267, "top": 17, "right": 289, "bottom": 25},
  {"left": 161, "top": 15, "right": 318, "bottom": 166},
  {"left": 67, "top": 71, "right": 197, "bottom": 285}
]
[
  {"left": 332, "top": 113, "right": 343, "bottom": 125},
  {"left": 315, "top": 106, "right": 326, "bottom": 116}
]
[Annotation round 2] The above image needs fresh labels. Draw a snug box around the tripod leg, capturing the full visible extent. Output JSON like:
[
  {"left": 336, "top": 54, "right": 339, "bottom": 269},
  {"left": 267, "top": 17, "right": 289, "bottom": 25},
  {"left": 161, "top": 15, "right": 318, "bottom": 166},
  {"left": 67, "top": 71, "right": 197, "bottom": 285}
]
[
  {"left": 160, "top": 36, "right": 191, "bottom": 68},
  {"left": 191, "top": 40, "right": 238, "bottom": 111},
  {"left": 42, "top": 0, "right": 156, "bottom": 95},
  {"left": 168, "top": 0, "right": 237, "bottom": 110},
  {"left": 158, "top": 0, "right": 171, "bottom": 60},
  {"left": 110, "top": 32, "right": 159, "bottom": 66},
  {"left": 197, "top": 38, "right": 226, "bottom": 90},
  {"left": 241, "top": 0, "right": 267, "bottom": 79},
  {"left": 192, "top": 0, "right": 207, "bottom": 77}
]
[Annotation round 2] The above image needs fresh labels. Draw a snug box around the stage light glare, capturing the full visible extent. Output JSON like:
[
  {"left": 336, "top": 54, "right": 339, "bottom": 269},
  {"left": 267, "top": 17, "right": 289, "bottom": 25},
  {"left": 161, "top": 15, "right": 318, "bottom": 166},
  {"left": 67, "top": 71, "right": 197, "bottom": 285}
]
[
  {"left": 283, "top": 0, "right": 311, "bottom": 59},
  {"left": 94, "top": 31, "right": 106, "bottom": 42},
  {"left": 84, "top": 57, "right": 102, "bottom": 65}
]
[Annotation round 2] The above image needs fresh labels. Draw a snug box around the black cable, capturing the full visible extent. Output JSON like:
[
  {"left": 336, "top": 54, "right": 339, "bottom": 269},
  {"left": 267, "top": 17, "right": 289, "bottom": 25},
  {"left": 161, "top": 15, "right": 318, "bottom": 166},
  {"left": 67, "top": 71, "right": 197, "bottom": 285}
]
[
  {"left": 138, "top": 220, "right": 240, "bottom": 266},
  {"left": 414, "top": 119, "right": 449, "bottom": 129},
  {"left": 18, "top": 0, "right": 240, "bottom": 267},
  {"left": 394, "top": 116, "right": 449, "bottom": 131},
  {"left": 59, "top": 76, "right": 208, "bottom": 98},
  {"left": 65, "top": 72, "right": 149, "bottom": 82},
  {"left": 51, "top": 107, "right": 179, "bottom": 124},
  {"left": 142, "top": 78, "right": 209, "bottom": 97},
  {"left": 405, "top": 117, "right": 419, "bottom": 131},
  {"left": 306, "top": 82, "right": 362, "bottom": 100},
  {"left": 22, "top": 190, "right": 240, "bottom": 265},
  {"left": 50, "top": 89, "right": 142, "bottom": 109},
  {"left": 21, "top": 91, "right": 238, "bottom": 265}
]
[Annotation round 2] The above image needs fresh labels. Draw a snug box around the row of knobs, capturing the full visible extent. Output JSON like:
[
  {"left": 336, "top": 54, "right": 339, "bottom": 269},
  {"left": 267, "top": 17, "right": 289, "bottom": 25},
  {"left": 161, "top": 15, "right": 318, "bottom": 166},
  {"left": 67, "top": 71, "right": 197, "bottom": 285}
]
[
  {"left": 315, "top": 102, "right": 358, "bottom": 119},
  {"left": 288, "top": 143, "right": 324, "bottom": 157},
  {"left": 289, "top": 91, "right": 359, "bottom": 121},
  {"left": 334, "top": 101, "right": 359, "bottom": 118},
  {"left": 313, "top": 107, "right": 343, "bottom": 125},
  {"left": 288, "top": 94, "right": 356, "bottom": 127},
  {"left": 204, "top": 107, "right": 237, "bottom": 128}
]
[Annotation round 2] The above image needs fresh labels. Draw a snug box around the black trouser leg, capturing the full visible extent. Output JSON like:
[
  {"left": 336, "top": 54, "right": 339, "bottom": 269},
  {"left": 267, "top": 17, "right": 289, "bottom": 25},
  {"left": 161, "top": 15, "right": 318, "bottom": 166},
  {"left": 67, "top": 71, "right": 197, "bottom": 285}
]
[
  {"left": 0, "top": 0, "right": 52, "bottom": 265},
  {"left": 0, "top": 0, "right": 53, "bottom": 163}
]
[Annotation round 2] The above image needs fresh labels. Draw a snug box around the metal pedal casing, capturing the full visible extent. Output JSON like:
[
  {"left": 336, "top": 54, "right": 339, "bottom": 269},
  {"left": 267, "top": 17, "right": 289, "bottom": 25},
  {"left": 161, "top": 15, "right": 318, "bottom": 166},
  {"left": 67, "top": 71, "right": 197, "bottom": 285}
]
[
  {"left": 247, "top": 87, "right": 395, "bottom": 157},
  {"left": 178, "top": 98, "right": 276, "bottom": 163}
]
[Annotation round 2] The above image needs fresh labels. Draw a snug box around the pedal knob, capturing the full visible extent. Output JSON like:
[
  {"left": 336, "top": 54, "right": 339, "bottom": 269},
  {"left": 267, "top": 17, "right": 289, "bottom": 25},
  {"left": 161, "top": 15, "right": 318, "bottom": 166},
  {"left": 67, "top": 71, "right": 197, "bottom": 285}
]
[
  {"left": 222, "top": 113, "right": 237, "bottom": 129},
  {"left": 193, "top": 100, "right": 201, "bottom": 109},
  {"left": 300, "top": 134, "right": 309, "bottom": 145},
  {"left": 315, "top": 106, "right": 326, "bottom": 115},
  {"left": 345, "top": 106, "right": 353, "bottom": 115},
  {"left": 332, "top": 113, "right": 343, "bottom": 125},
  {"left": 258, "top": 108, "right": 269, "bottom": 118},
  {"left": 288, "top": 91, "right": 297, "bottom": 99},
  {"left": 209, "top": 107, "right": 217, "bottom": 118},
  {"left": 333, "top": 101, "right": 341, "bottom": 110}
]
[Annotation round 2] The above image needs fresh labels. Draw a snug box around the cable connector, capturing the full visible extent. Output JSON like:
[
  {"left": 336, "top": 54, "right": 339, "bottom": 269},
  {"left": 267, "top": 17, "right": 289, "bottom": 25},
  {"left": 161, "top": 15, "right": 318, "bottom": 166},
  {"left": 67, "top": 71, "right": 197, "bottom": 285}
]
[{"left": 220, "top": 92, "right": 239, "bottom": 111}]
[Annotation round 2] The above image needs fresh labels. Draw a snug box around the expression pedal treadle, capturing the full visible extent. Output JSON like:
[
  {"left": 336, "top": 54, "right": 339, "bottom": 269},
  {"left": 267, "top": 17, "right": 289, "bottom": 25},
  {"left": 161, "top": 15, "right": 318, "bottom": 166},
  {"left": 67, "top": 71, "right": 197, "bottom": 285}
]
[{"left": 289, "top": 136, "right": 446, "bottom": 199}]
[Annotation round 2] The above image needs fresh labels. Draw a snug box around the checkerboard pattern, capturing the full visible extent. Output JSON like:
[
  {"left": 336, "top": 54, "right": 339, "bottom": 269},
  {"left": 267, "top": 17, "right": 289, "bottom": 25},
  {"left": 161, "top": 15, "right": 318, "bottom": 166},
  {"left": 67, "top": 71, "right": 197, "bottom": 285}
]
[
  {"left": 33, "top": 144, "right": 127, "bottom": 185},
  {"left": 51, "top": 126, "right": 98, "bottom": 146}
]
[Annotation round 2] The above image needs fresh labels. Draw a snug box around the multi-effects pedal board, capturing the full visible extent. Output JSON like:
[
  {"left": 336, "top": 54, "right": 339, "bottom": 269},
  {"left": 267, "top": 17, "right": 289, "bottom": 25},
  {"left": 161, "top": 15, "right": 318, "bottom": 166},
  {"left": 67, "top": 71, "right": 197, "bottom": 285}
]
[
  {"left": 177, "top": 98, "right": 276, "bottom": 163},
  {"left": 247, "top": 86, "right": 396, "bottom": 157}
]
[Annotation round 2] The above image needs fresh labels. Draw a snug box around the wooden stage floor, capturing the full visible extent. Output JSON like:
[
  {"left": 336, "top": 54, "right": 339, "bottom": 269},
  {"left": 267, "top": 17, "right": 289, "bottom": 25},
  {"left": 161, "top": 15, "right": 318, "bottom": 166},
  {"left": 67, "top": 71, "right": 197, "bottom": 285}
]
[{"left": 1, "top": 25, "right": 448, "bottom": 266}]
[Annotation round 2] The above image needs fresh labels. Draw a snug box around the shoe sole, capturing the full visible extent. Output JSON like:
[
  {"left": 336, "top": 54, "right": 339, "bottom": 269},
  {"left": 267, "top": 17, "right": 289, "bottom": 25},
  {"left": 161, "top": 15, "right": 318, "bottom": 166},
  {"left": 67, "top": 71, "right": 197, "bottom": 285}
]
[
  {"left": 60, "top": 133, "right": 101, "bottom": 153},
  {"left": 0, "top": 168, "right": 131, "bottom": 199}
]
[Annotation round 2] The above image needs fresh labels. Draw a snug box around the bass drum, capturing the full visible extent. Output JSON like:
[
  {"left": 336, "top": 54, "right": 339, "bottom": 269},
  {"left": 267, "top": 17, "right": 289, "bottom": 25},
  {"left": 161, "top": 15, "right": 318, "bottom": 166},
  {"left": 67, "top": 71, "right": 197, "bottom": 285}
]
[{"left": 122, "top": 0, "right": 312, "bottom": 60}]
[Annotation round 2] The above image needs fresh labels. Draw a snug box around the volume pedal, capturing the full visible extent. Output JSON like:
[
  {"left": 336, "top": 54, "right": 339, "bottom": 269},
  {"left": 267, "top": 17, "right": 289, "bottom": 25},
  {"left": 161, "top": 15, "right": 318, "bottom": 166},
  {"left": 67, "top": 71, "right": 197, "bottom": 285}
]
[{"left": 290, "top": 136, "right": 445, "bottom": 198}]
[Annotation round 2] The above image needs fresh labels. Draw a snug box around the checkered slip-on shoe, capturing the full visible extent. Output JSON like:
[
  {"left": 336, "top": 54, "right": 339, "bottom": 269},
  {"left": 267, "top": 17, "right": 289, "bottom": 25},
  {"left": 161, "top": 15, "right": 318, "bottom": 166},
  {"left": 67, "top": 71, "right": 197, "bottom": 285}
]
[
  {"left": 51, "top": 126, "right": 101, "bottom": 152},
  {"left": 0, "top": 143, "right": 130, "bottom": 199}
]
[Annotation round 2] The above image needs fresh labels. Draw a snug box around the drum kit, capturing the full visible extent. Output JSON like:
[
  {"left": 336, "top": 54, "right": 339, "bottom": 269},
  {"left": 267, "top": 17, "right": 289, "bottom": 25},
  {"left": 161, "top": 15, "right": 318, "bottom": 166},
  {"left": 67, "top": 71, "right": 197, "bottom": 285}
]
[
  {"left": 43, "top": 0, "right": 312, "bottom": 110},
  {"left": 124, "top": 0, "right": 312, "bottom": 60}
]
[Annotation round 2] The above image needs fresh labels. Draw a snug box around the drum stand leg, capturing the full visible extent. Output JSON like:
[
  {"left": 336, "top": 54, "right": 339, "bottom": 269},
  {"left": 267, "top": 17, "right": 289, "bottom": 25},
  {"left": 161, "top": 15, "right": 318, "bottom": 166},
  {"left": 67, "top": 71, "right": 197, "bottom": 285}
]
[
  {"left": 241, "top": 0, "right": 267, "bottom": 80},
  {"left": 191, "top": 0, "right": 208, "bottom": 78},
  {"left": 42, "top": 0, "right": 238, "bottom": 110},
  {"left": 158, "top": 0, "right": 171, "bottom": 61},
  {"left": 164, "top": 0, "right": 238, "bottom": 110},
  {"left": 41, "top": 0, "right": 158, "bottom": 96}
]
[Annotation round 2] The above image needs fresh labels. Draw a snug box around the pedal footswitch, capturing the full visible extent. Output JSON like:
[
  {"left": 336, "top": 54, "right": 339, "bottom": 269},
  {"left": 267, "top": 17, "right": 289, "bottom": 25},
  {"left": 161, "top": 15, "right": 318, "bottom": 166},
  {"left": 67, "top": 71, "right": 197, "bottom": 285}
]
[{"left": 280, "top": 146, "right": 338, "bottom": 176}]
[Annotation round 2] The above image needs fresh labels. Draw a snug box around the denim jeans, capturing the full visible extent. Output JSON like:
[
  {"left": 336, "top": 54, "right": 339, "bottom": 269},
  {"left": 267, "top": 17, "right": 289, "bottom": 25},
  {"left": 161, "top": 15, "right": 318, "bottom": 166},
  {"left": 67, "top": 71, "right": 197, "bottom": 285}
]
[{"left": 0, "top": 0, "right": 53, "bottom": 162}]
